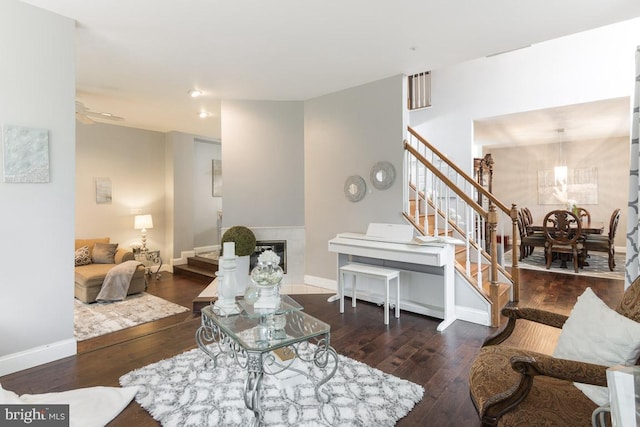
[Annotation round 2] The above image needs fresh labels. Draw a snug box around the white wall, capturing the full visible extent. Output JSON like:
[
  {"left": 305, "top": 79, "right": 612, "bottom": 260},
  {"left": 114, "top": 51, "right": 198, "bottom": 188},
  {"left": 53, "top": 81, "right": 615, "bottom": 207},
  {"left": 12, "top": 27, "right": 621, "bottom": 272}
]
[
  {"left": 193, "top": 138, "right": 222, "bottom": 247},
  {"left": 411, "top": 18, "right": 640, "bottom": 174},
  {"left": 304, "top": 75, "right": 406, "bottom": 282},
  {"left": 0, "top": 1, "right": 76, "bottom": 375},
  {"left": 76, "top": 123, "right": 166, "bottom": 254}
]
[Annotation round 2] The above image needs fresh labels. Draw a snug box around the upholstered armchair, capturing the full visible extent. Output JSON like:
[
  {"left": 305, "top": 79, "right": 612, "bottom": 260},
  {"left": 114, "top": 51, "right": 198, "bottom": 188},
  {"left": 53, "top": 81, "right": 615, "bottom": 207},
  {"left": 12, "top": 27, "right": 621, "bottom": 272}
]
[{"left": 469, "top": 277, "right": 640, "bottom": 426}]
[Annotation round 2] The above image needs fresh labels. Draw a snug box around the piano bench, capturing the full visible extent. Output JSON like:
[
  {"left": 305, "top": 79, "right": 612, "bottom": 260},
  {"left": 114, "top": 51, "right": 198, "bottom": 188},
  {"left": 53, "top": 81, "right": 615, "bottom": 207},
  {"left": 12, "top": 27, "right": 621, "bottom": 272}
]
[{"left": 339, "top": 263, "right": 400, "bottom": 325}]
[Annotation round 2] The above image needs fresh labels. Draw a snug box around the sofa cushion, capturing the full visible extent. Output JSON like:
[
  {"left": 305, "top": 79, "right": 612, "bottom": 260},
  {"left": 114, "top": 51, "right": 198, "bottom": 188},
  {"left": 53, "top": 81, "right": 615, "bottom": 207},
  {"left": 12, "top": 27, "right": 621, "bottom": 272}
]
[
  {"left": 553, "top": 287, "right": 640, "bottom": 405},
  {"left": 75, "top": 237, "right": 110, "bottom": 256},
  {"left": 75, "top": 246, "right": 92, "bottom": 266},
  {"left": 92, "top": 242, "right": 119, "bottom": 264},
  {"left": 75, "top": 263, "right": 147, "bottom": 303},
  {"left": 75, "top": 263, "right": 120, "bottom": 288}
]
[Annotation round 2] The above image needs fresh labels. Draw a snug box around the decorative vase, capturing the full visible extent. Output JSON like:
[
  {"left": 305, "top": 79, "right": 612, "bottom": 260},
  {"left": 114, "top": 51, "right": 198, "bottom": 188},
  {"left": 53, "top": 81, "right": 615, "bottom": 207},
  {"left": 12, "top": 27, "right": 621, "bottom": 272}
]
[
  {"left": 213, "top": 242, "right": 240, "bottom": 315},
  {"left": 220, "top": 226, "right": 256, "bottom": 296},
  {"left": 249, "top": 251, "right": 284, "bottom": 310}
]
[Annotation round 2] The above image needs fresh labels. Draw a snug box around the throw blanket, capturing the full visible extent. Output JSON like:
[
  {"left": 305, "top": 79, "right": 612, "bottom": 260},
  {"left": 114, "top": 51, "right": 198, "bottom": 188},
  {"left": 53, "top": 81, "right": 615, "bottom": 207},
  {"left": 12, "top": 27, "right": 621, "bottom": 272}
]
[
  {"left": 1, "top": 382, "right": 138, "bottom": 427},
  {"left": 96, "top": 260, "right": 142, "bottom": 302}
]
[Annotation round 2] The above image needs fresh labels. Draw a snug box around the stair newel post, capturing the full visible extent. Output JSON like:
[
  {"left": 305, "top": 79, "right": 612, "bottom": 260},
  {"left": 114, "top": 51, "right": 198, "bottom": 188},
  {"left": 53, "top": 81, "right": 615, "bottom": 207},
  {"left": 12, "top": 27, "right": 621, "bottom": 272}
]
[
  {"left": 488, "top": 204, "right": 500, "bottom": 327},
  {"left": 510, "top": 203, "right": 520, "bottom": 302}
]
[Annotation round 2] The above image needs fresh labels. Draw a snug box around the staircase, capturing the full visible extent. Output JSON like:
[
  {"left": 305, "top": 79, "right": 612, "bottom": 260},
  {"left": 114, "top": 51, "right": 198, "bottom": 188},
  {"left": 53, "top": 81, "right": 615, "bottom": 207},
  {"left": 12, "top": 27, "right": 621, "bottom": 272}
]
[
  {"left": 173, "top": 255, "right": 218, "bottom": 282},
  {"left": 404, "top": 126, "right": 520, "bottom": 327}
]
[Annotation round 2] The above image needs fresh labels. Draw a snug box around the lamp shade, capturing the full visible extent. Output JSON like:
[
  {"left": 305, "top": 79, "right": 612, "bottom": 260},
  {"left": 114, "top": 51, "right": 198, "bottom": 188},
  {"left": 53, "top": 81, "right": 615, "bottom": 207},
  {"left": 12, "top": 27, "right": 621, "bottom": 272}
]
[{"left": 134, "top": 214, "right": 153, "bottom": 230}]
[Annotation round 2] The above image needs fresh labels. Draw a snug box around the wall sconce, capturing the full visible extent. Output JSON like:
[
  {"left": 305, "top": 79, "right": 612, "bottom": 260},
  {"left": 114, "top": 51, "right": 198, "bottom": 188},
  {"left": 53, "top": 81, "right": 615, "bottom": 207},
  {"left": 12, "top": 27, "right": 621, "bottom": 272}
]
[{"left": 134, "top": 214, "right": 153, "bottom": 252}]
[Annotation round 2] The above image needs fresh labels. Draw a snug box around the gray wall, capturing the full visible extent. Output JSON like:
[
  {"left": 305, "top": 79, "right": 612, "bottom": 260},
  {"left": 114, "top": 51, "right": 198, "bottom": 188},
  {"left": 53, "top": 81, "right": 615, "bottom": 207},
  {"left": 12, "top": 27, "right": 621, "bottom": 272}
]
[
  {"left": 0, "top": 1, "right": 76, "bottom": 374},
  {"left": 193, "top": 139, "right": 222, "bottom": 247},
  {"left": 220, "top": 100, "right": 305, "bottom": 228},
  {"left": 487, "top": 136, "right": 629, "bottom": 247},
  {"left": 304, "top": 75, "right": 406, "bottom": 282},
  {"left": 166, "top": 131, "right": 196, "bottom": 258}
]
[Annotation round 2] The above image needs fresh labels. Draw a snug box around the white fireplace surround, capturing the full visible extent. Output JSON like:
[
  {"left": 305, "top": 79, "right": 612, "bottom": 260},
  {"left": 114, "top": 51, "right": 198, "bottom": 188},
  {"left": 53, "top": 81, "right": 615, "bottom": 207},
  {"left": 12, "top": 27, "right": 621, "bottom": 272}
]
[
  {"left": 174, "top": 226, "right": 305, "bottom": 285},
  {"left": 242, "top": 226, "right": 304, "bottom": 285}
]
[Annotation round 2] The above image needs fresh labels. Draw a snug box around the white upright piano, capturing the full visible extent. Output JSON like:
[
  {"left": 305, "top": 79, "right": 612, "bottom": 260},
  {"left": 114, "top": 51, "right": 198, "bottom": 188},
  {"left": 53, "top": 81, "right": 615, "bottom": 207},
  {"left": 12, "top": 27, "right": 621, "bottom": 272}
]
[{"left": 328, "top": 223, "right": 457, "bottom": 331}]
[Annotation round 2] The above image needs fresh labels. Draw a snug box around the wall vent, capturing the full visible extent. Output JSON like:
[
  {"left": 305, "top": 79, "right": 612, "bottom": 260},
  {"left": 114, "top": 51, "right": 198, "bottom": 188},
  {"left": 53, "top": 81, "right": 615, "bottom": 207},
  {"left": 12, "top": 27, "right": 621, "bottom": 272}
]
[{"left": 407, "top": 71, "right": 431, "bottom": 110}]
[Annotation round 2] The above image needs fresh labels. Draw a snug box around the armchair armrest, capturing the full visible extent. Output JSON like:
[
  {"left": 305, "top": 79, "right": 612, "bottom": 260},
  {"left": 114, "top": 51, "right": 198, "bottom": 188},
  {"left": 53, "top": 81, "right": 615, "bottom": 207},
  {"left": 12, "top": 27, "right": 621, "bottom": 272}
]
[
  {"left": 510, "top": 353, "right": 608, "bottom": 387},
  {"left": 483, "top": 307, "right": 569, "bottom": 346},
  {"left": 481, "top": 350, "right": 608, "bottom": 424}
]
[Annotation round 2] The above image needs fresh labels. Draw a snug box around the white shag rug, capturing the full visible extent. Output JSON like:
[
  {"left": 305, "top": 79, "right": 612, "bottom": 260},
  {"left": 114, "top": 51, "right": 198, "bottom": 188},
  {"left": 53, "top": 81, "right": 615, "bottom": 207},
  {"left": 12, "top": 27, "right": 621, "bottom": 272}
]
[
  {"left": 120, "top": 344, "right": 424, "bottom": 426},
  {"left": 74, "top": 292, "right": 190, "bottom": 341}
]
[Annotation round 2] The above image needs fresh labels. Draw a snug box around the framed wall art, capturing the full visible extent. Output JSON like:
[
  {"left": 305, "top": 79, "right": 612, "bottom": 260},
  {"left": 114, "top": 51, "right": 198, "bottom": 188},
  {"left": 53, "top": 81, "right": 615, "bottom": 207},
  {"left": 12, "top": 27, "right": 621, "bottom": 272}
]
[
  {"left": 95, "top": 177, "right": 112, "bottom": 204},
  {"left": 212, "top": 159, "right": 222, "bottom": 197},
  {"left": 2, "top": 125, "right": 50, "bottom": 183}
]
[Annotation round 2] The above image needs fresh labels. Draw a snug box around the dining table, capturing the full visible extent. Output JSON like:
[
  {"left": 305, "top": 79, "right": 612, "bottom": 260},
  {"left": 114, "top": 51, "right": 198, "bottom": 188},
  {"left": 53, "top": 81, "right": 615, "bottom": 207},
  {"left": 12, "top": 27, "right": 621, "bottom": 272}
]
[
  {"left": 525, "top": 218, "right": 605, "bottom": 270},
  {"left": 526, "top": 220, "right": 605, "bottom": 235}
]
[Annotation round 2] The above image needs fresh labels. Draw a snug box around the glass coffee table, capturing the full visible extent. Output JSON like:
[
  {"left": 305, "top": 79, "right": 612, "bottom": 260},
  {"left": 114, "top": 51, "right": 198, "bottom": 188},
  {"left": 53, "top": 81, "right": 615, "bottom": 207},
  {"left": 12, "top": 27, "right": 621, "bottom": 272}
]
[{"left": 195, "top": 295, "right": 339, "bottom": 425}]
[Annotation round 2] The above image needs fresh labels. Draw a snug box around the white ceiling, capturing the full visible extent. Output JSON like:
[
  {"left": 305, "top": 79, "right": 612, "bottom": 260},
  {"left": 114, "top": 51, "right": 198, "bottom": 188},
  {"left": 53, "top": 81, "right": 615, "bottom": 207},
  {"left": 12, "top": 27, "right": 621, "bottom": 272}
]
[
  {"left": 20, "top": 0, "right": 640, "bottom": 139},
  {"left": 474, "top": 97, "right": 632, "bottom": 147}
]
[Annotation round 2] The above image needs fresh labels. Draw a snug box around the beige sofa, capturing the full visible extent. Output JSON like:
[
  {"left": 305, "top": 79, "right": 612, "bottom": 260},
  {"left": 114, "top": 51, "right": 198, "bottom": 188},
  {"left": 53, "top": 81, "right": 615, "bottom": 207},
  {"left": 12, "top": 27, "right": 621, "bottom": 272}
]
[{"left": 74, "top": 237, "right": 146, "bottom": 303}]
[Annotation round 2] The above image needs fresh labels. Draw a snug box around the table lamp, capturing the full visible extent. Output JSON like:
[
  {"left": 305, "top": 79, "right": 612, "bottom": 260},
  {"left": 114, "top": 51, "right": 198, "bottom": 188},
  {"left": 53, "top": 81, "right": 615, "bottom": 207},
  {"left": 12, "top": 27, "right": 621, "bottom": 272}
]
[{"left": 134, "top": 214, "right": 153, "bottom": 252}]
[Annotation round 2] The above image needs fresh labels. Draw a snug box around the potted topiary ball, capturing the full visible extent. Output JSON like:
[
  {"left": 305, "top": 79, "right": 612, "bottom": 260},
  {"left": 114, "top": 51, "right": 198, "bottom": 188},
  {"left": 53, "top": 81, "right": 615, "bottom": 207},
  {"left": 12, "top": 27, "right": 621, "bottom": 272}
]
[
  {"left": 221, "top": 225, "right": 257, "bottom": 257},
  {"left": 220, "top": 226, "right": 256, "bottom": 295}
]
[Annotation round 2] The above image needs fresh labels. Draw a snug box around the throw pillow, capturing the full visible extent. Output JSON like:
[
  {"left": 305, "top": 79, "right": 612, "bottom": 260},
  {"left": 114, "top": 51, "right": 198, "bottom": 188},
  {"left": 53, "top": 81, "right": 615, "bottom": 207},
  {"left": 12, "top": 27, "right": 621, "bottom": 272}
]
[
  {"left": 553, "top": 287, "right": 640, "bottom": 406},
  {"left": 74, "top": 246, "right": 92, "bottom": 266},
  {"left": 92, "top": 242, "right": 119, "bottom": 264}
]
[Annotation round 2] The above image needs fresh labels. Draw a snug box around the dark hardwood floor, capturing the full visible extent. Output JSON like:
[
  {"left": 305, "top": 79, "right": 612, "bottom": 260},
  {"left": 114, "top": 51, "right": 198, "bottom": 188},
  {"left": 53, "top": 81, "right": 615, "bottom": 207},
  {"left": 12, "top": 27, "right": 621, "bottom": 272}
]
[{"left": 0, "top": 269, "right": 624, "bottom": 426}]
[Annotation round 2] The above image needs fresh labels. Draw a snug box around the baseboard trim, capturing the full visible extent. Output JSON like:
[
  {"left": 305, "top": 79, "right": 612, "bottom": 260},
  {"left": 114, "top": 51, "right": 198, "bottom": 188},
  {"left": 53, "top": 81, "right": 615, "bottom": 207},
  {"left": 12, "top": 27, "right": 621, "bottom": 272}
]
[
  {"left": 455, "top": 306, "right": 491, "bottom": 327},
  {"left": 0, "top": 339, "right": 77, "bottom": 377},
  {"left": 304, "top": 275, "right": 336, "bottom": 292}
]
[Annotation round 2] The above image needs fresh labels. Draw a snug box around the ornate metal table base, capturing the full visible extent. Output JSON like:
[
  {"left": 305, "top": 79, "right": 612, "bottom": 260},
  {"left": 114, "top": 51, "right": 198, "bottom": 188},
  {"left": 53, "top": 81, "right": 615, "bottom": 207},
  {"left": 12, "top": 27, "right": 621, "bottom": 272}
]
[{"left": 196, "top": 306, "right": 338, "bottom": 425}]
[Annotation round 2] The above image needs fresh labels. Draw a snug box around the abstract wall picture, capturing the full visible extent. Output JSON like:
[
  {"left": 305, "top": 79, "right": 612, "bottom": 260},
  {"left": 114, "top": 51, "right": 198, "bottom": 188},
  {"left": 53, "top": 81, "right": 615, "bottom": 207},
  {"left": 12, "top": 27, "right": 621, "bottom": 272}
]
[
  {"left": 3, "top": 125, "right": 50, "bottom": 183},
  {"left": 95, "top": 177, "right": 112, "bottom": 204},
  {"left": 212, "top": 159, "right": 222, "bottom": 197},
  {"left": 537, "top": 167, "right": 598, "bottom": 205}
]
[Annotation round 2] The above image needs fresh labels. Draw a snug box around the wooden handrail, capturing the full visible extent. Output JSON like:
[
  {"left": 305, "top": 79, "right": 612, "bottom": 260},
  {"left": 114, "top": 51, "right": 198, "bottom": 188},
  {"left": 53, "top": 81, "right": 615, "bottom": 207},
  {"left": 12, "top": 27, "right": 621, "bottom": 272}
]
[
  {"left": 404, "top": 142, "right": 488, "bottom": 218},
  {"left": 404, "top": 125, "right": 521, "bottom": 309},
  {"left": 407, "top": 127, "right": 511, "bottom": 215}
]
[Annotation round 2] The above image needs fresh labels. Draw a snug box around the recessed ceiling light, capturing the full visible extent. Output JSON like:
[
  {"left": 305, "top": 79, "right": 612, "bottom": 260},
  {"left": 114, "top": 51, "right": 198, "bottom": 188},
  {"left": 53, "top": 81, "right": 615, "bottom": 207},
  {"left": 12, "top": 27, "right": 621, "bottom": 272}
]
[
  {"left": 198, "top": 111, "right": 210, "bottom": 118},
  {"left": 188, "top": 89, "right": 202, "bottom": 98}
]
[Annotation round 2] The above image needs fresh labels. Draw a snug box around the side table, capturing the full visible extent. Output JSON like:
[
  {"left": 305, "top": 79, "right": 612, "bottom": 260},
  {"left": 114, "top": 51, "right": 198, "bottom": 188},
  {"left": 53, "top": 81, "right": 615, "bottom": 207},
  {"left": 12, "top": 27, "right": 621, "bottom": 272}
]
[
  {"left": 195, "top": 296, "right": 339, "bottom": 425},
  {"left": 134, "top": 249, "right": 162, "bottom": 279}
]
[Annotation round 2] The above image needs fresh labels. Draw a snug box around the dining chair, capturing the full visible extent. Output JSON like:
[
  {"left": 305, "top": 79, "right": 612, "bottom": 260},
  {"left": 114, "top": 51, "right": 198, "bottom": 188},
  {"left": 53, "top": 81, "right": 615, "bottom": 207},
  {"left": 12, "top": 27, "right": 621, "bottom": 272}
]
[
  {"left": 575, "top": 207, "right": 591, "bottom": 223},
  {"left": 583, "top": 208, "right": 621, "bottom": 271},
  {"left": 522, "top": 207, "right": 544, "bottom": 237},
  {"left": 522, "top": 207, "right": 533, "bottom": 225},
  {"left": 517, "top": 212, "right": 546, "bottom": 261},
  {"left": 543, "top": 210, "right": 583, "bottom": 273},
  {"left": 517, "top": 214, "right": 529, "bottom": 260}
]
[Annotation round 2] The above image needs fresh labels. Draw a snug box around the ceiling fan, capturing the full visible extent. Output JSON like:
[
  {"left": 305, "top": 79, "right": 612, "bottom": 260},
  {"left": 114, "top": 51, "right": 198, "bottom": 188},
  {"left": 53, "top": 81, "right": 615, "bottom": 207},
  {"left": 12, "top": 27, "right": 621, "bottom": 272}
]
[{"left": 75, "top": 101, "right": 124, "bottom": 124}]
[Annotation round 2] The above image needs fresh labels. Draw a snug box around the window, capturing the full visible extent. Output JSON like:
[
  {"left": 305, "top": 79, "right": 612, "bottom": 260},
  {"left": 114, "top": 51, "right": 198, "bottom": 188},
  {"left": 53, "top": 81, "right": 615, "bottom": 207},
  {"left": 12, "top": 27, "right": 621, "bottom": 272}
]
[{"left": 407, "top": 71, "right": 431, "bottom": 110}]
